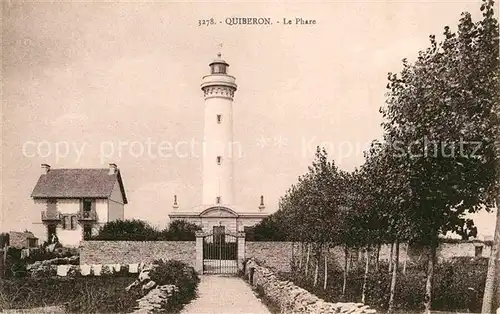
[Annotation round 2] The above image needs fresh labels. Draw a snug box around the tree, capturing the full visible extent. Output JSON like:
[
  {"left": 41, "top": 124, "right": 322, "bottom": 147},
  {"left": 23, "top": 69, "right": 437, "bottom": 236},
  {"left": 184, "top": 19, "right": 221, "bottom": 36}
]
[
  {"left": 275, "top": 147, "right": 348, "bottom": 287},
  {"left": 163, "top": 220, "right": 202, "bottom": 241},
  {"left": 381, "top": 1, "right": 498, "bottom": 311},
  {"left": 355, "top": 140, "right": 414, "bottom": 311},
  {"left": 476, "top": 1, "right": 500, "bottom": 311},
  {"left": 92, "top": 219, "right": 161, "bottom": 241},
  {"left": 253, "top": 212, "right": 289, "bottom": 241}
]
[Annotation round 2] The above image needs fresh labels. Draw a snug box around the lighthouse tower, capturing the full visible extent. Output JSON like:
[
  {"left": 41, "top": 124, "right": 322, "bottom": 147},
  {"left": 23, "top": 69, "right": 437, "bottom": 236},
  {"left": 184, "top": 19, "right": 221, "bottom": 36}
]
[
  {"left": 201, "top": 53, "right": 237, "bottom": 206},
  {"left": 169, "top": 54, "right": 268, "bottom": 233}
]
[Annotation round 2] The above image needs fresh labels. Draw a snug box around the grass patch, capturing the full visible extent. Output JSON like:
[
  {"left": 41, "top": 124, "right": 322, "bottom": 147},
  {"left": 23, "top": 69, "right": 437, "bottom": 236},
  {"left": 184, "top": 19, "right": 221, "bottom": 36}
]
[
  {"left": 0, "top": 275, "right": 140, "bottom": 313},
  {"left": 1, "top": 260, "right": 200, "bottom": 314},
  {"left": 281, "top": 257, "right": 488, "bottom": 313}
]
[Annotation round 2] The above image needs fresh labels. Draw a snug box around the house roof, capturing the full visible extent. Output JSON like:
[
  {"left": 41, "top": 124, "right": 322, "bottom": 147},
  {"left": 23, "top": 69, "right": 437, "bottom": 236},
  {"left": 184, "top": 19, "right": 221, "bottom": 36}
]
[
  {"left": 31, "top": 168, "right": 128, "bottom": 204},
  {"left": 9, "top": 231, "right": 38, "bottom": 239}
]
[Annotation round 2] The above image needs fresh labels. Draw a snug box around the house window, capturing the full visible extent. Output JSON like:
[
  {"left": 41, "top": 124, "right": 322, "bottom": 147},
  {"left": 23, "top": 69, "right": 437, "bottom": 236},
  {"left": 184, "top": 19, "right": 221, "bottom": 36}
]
[
  {"left": 62, "top": 214, "right": 77, "bottom": 230},
  {"left": 216, "top": 115, "right": 222, "bottom": 124},
  {"left": 27, "top": 238, "right": 37, "bottom": 248},
  {"left": 475, "top": 246, "right": 483, "bottom": 257},
  {"left": 217, "top": 156, "right": 222, "bottom": 165},
  {"left": 62, "top": 215, "right": 68, "bottom": 229},
  {"left": 83, "top": 199, "right": 92, "bottom": 212}
]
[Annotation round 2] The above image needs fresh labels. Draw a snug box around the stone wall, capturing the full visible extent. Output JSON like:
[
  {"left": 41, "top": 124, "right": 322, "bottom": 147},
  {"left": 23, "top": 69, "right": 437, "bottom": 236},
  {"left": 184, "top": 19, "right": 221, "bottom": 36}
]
[
  {"left": 80, "top": 241, "right": 196, "bottom": 266},
  {"left": 246, "top": 241, "right": 492, "bottom": 273},
  {"left": 244, "top": 259, "right": 376, "bottom": 313},
  {"left": 245, "top": 241, "right": 298, "bottom": 273}
]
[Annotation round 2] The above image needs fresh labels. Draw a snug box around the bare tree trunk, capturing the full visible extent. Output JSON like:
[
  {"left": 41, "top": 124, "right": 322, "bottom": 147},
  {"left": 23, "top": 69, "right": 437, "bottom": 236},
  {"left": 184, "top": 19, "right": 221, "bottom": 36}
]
[
  {"left": 361, "top": 247, "right": 370, "bottom": 304},
  {"left": 313, "top": 243, "right": 320, "bottom": 287},
  {"left": 388, "top": 240, "right": 400, "bottom": 313},
  {"left": 403, "top": 243, "right": 408, "bottom": 275},
  {"left": 482, "top": 203, "right": 500, "bottom": 313},
  {"left": 389, "top": 242, "right": 394, "bottom": 273},
  {"left": 424, "top": 237, "right": 437, "bottom": 314},
  {"left": 342, "top": 244, "right": 349, "bottom": 296},
  {"left": 314, "top": 257, "right": 319, "bottom": 287},
  {"left": 375, "top": 243, "right": 381, "bottom": 272},
  {"left": 299, "top": 242, "right": 304, "bottom": 270},
  {"left": 347, "top": 249, "right": 352, "bottom": 272},
  {"left": 305, "top": 243, "right": 311, "bottom": 277},
  {"left": 2, "top": 244, "right": 7, "bottom": 278},
  {"left": 324, "top": 245, "right": 329, "bottom": 290}
]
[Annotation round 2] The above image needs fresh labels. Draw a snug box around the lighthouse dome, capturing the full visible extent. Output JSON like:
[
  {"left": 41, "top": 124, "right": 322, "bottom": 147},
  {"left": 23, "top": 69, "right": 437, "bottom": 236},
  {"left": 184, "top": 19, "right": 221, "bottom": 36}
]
[{"left": 209, "top": 53, "right": 229, "bottom": 74}]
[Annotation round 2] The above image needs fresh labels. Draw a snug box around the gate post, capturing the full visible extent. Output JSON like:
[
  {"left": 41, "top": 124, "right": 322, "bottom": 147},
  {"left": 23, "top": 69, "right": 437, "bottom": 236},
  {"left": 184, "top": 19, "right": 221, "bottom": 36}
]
[
  {"left": 237, "top": 232, "right": 245, "bottom": 271},
  {"left": 195, "top": 231, "right": 204, "bottom": 274}
]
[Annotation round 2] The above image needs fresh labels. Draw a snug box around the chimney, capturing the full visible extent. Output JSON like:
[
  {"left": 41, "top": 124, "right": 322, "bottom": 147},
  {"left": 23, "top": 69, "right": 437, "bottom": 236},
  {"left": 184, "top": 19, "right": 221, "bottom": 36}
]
[
  {"left": 108, "top": 163, "right": 118, "bottom": 175},
  {"left": 259, "top": 195, "right": 265, "bottom": 211},
  {"left": 172, "top": 195, "right": 179, "bottom": 210},
  {"left": 41, "top": 164, "right": 50, "bottom": 174}
]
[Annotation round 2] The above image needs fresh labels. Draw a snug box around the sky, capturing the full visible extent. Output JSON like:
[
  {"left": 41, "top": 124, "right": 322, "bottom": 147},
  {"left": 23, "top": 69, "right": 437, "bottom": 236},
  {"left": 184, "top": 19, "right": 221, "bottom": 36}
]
[{"left": 1, "top": 0, "right": 497, "bottom": 239}]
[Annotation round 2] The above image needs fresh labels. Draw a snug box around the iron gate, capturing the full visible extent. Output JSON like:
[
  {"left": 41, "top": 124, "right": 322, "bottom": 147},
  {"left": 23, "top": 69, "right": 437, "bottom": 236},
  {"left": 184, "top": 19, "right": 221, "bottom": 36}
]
[{"left": 202, "top": 232, "right": 238, "bottom": 274}]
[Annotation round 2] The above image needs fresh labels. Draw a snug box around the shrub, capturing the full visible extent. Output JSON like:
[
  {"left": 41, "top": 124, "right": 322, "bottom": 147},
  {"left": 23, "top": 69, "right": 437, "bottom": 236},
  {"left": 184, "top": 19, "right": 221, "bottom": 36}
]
[
  {"left": 30, "top": 265, "right": 57, "bottom": 278},
  {"left": 67, "top": 265, "right": 81, "bottom": 278},
  {"left": 91, "top": 219, "right": 162, "bottom": 241},
  {"left": 252, "top": 216, "right": 288, "bottom": 241},
  {"left": 161, "top": 220, "right": 202, "bottom": 241},
  {"left": 101, "top": 265, "right": 113, "bottom": 276},
  {"left": 148, "top": 259, "right": 200, "bottom": 308},
  {"left": 150, "top": 260, "right": 199, "bottom": 293},
  {"left": 113, "top": 264, "right": 130, "bottom": 277},
  {"left": 9, "top": 263, "right": 27, "bottom": 278}
]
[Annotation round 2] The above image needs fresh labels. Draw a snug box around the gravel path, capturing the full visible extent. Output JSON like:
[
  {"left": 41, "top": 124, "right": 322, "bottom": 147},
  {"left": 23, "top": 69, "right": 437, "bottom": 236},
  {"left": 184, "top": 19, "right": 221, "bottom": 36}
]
[{"left": 181, "top": 275, "right": 271, "bottom": 314}]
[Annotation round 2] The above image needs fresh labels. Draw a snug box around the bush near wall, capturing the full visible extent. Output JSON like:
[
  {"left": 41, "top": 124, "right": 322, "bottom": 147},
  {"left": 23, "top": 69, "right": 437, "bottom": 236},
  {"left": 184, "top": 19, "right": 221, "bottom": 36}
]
[
  {"left": 91, "top": 219, "right": 162, "bottom": 241},
  {"left": 129, "top": 259, "right": 200, "bottom": 312},
  {"left": 91, "top": 219, "right": 202, "bottom": 241}
]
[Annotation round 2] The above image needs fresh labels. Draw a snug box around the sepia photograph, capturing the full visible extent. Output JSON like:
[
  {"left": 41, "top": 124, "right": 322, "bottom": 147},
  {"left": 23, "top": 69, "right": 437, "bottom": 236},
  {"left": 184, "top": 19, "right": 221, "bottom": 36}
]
[{"left": 1, "top": 0, "right": 499, "bottom": 313}]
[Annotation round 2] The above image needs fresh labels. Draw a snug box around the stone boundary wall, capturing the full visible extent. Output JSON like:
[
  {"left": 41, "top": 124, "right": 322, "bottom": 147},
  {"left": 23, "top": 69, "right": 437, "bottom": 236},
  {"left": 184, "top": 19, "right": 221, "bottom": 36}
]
[
  {"left": 245, "top": 241, "right": 491, "bottom": 273},
  {"left": 80, "top": 241, "right": 196, "bottom": 266},
  {"left": 244, "top": 259, "right": 376, "bottom": 313},
  {"left": 245, "top": 241, "right": 298, "bottom": 273}
]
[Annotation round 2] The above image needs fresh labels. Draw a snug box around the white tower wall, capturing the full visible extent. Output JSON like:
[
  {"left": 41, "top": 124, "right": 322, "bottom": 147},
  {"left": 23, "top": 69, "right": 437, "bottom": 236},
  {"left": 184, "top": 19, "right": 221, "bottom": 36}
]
[{"left": 201, "top": 55, "right": 237, "bottom": 206}]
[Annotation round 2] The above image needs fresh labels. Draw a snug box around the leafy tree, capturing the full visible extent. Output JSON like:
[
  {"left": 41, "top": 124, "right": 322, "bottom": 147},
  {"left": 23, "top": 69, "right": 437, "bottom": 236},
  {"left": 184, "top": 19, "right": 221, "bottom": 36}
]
[
  {"left": 92, "top": 219, "right": 161, "bottom": 241},
  {"left": 0, "top": 233, "right": 9, "bottom": 248},
  {"left": 277, "top": 147, "right": 351, "bottom": 289},
  {"left": 381, "top": 1, "right": 498, "bottom": 311},
  {"left": 252, "top": 211, "right": 288, "bottom": 241},
  {"left": 162, "top": 220, "right": 202, "bottom": 241}
]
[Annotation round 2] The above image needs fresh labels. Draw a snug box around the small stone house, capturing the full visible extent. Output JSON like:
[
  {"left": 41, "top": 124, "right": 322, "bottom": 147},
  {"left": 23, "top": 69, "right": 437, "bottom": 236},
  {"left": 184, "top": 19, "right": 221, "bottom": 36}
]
[
  {"left": 8, "top": 231, "right": 38, "bottom": 249},
  {"left": 31, "top": 163, "right": 128, "bottom": 247}
]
